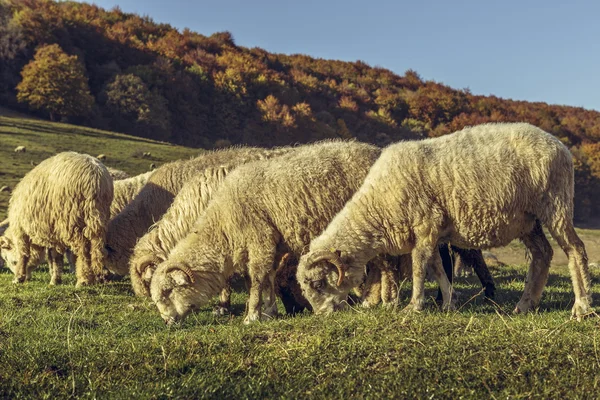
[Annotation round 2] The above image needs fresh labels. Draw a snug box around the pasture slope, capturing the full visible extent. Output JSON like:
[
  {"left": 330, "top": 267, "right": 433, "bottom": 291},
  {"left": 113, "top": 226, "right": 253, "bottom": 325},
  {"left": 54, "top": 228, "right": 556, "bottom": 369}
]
[
  {"left": 0, "top": 108, "right": 200, "bottom": 219},
  {"left": 1, "top": 111, "right": 600, "bottom": 398}
]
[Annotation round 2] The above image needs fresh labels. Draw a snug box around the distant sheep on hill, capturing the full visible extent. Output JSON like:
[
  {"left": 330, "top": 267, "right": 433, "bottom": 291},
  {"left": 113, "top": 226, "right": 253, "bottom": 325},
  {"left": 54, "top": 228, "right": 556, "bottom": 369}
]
[
  {"left": 14, "top": 146, "right": 26, "bottom": 153},
  {"left": 297, "top": 123, "right": 592, "bottom": 319},
  {"left": 105, "top": 146, "right": 293, "bottom": 276},
  {"left": 0, "top": 152, "right": 113, "bottom": 286}
]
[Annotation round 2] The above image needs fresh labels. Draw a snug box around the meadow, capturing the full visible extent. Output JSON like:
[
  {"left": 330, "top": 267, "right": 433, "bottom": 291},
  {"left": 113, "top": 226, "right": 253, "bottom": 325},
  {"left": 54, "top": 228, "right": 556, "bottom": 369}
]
[
  {"left": 1, "top": 263, "right": 599, "bottom": 399},
  {"left": 1, "top": 113, "right": 600, "bottom": 398}
]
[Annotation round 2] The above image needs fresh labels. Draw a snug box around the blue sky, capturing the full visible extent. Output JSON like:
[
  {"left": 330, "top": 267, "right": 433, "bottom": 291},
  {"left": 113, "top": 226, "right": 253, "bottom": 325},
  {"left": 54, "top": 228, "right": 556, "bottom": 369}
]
[{"left": 80, "top": 0, "right": 600, "bottom": 111}]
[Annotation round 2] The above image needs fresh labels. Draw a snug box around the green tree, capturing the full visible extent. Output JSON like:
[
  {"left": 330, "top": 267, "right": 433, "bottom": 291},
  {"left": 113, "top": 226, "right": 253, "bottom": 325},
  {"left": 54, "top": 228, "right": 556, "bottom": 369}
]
[{"left": 16, "top": 43, "right": 94, "bottom": 120}]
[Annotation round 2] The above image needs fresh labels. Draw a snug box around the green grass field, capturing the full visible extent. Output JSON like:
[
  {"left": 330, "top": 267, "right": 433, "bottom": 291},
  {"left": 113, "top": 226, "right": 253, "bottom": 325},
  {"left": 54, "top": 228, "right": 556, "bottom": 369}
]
[
  {"left": 0, "top": 264, "right": 599, "bottom": 399},
  {"left": 0, "top": 113, "right": 200, "bottom": 219},
  {"left": 2, "top": 111, "right": 600, "bottom": 398}
]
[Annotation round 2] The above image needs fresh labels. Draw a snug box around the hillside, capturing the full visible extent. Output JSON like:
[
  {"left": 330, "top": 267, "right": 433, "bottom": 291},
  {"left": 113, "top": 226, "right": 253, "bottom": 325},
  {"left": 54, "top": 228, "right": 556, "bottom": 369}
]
[
  {"left": 0, "top": 113, "right": 200, "bottom": 219},
  {"left": 0, "top": 0, "right": 599, "bottom": 219}
]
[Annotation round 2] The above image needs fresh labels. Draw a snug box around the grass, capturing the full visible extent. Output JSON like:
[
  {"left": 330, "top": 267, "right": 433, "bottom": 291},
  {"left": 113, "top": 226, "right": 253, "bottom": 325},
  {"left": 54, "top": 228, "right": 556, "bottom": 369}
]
[
  {"left": 1, "top": 263, "right": 600, "bottom": 399},
  {"left": 0, "top": 114, "right": 200, "bottom": 219}
]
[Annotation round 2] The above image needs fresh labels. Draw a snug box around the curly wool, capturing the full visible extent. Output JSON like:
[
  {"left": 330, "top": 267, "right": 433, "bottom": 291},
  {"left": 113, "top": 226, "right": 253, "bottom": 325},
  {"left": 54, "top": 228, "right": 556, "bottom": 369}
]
[
  {"left": 150, "top": 140, "right": 382, "bottom": 324},
  {"left": 105, "top": 146, "right": 293, "bottom": 276},
  {"left": 298, "top": 123, "right": 592, "bottom": 317},
  {"left": 110, "top": 171, "right": 153, "bottom": 218},
  {"left": 0, "top": 152, "right": 113, "bottom": 286}
]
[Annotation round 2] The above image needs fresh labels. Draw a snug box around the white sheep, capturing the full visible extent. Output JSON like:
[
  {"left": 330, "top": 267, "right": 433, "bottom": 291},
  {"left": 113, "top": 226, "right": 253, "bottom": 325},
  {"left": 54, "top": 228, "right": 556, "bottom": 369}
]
[
  {"left": 104, "top": 146, "right": 293, "bottom": 276},
  {"left": 110, "top": 171, "right": 153, "bottom": 218},
  {"left": 297, "top": 123, "right": 592, "bottom": 319},
  {"left": 149, "top": 141, "right": 412, "bottom": 324},
  {"left": 129, "top": 166, "right": 229, "bottom": 297},
  {"left": 14, "top": 146, "right": 26, "bottom": 153},
  {"left": 106, "top": 167, "right": 130, "bottom": 181},
  {"left": 0, "top": 152, "right": 113, "bottom": 286}
]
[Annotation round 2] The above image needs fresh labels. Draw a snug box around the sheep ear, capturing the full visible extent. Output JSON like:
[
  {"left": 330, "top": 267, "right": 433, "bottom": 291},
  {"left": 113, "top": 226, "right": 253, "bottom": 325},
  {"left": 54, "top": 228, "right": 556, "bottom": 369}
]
[{"left": 0, "top": 236, "right": 11, "bottom": 250}]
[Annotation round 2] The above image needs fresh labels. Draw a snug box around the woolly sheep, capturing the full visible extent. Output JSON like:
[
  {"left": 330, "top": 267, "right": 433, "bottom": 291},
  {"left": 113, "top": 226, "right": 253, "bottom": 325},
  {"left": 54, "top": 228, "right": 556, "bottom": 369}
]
[
  {"left": 297, "top": 123, "right": 592, "bottom": 319},
  {"left": 110, "top": 171, "right": 153, "bottom": 218},
  {"left": 97, "top": 154, "right": 106, "bottom": 161},
  {"left": 0, "top": 152, "right": 113, "bottom": 286},
  {"left": 106, "top": 167, "right": 130, "bottom": 181},
  {"left": 105, "top": 146, "right": 293, "bottom": 276},
  {"left": 129, "top": 166, "right": 230, "bottom": 297},
  {"left": 14, "top": 146, "right": 26, "bottom": 153},
  {"left": 149, "top": 141, "right": 442, "bottom": 324}
]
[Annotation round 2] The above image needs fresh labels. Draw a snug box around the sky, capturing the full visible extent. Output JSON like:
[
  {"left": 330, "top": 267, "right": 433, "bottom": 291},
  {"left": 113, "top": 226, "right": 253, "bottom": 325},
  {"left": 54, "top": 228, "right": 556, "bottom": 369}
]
[{"left": 79, "top": 0, "right": 600, "bottom": 111}]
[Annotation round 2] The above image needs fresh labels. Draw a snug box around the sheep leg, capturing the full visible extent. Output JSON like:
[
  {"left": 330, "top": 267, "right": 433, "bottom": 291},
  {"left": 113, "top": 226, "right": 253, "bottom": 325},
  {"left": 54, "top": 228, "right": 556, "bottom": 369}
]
[
  {"left": 514, "top": 222, "right": 552, "bottom": 314},
  {"left": 405, "top": 241, "right": 440, "bottom": 312},
  {"left": 48, "top": 249, "right": 63, "bottom": 285},
  {"left": 213, "top": 283, "right": 232, "bottom": 316},
  {"left": 360, "top": 261, "right": 382, "bottom": 308},
  {"left": 74, "top": 242, "right": 96, "bottom": 287},
  {"left": 546, "top": 219, "right": 593, "bottom": 319},
  {"left": 427, "top": 249, "right": 455, "bottom": 311},
  {"left": 262, "top": 270, "right": 279, "bottom": 318},
  {"left": 243, "top": 252, "right": 275, "bottom": 324},
  {"left": 436, "top": 244, "right": 454, "bottom": 302},
  {"left": 66, "top": 250, "right": 76, "bottom": 274},
  {"left": 453, "top": 247, "right": 496, "bottom": 299}
]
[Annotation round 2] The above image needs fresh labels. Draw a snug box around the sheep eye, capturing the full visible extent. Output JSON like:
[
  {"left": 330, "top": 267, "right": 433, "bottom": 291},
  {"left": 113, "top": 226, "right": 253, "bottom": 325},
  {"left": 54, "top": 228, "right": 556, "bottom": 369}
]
[{"left": 310, "top": 280, "right": 325, "bottom": 290}]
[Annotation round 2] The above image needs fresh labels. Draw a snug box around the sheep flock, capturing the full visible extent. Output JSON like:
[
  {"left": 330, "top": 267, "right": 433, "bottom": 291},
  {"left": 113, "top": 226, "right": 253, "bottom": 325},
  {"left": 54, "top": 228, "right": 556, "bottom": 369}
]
[{"left": 0, "top": 123, "right": 594, "bottom": 325}]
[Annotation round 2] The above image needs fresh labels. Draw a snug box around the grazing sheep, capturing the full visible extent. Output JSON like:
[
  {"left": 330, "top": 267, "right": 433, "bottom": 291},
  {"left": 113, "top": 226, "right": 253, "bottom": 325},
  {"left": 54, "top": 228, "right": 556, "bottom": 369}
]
[
  {"left": 149, "top": 141, "right": 408, "bottom": 325},
  {"left": 0, "top": 186, "right": 10, "bottom": 193},
  {"left": 110, "top": 171, "right": 153, "bottom": 218},
  {"left": 97, "top": 154, "right": 106, "bottom": 161},
  {"left": 105, "top": 146, "right": 293, "bottom": 276},
  {"left": 142, "top": 152, "right": 152, "bottom": 158},
  {"left": 14, "top": 146, "right": 26, "bottom": 153},
  {"left": 129, "top": 166, "right": 230, "bottom": 297},
  {"left": 106, "top": 167, "right": 130, "bottom": 180},
  {"left": 150, "top": 163, "right": 157, "bottom": 170},
  {"left": 297, "top": 123, "right": 592, "bottom": 319},
  {"left": 0, "top": 152, "right": 113, "bottom": 286}
]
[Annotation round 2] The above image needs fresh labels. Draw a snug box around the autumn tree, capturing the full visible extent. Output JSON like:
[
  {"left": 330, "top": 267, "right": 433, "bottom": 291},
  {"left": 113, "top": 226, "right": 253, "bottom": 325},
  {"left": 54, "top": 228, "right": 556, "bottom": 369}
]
[{"left": 16, "top": 43, "right": 94, "bottom": 120}]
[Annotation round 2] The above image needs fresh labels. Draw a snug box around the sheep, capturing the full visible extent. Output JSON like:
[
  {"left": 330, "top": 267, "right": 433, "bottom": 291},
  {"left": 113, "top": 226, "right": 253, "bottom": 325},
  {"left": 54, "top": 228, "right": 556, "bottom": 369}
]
[
  {"left": 110, "top": 171, "right": 153, "bottom": 218},
  {"left": 97, "top": 154, "right": 106, "bottom": 161},
  {"left": 297, "top": 123, "right": 592, "bottom": 319},
  {"left": 105, "top": 146, "right": 293, "bottom": 276},
  {"left": 14, "top": 146, "right": 26, "bottom": 153},
  {"left": 0, "top": 186, "right": 10, "bottom": 193},
  {"left": 149, "top": 141, "right": 411, "bottom": 324},
  {"left": 106, "top": 167, "right": 130, "bottom": 180},
  {"left": 149, "top": 140, "right": 500, "bottom": 324},
  {"left": 129, "top": 166, "right": 230, "bottom": 297},
  {"left": 0, "top": 152, "right": 113, "bottom": 286}
]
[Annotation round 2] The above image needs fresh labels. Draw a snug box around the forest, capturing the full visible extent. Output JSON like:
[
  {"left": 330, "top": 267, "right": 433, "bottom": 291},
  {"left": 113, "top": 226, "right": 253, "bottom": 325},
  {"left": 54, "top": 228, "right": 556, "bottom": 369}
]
[{"left": 1, "top": 0, "right": 599, "bottom": 220}]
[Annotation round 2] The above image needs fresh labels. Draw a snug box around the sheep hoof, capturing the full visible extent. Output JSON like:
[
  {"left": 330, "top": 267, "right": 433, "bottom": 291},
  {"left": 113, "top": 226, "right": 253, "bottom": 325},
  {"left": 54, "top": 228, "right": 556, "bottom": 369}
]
[
  {"left": 212, "top": 306, "right": 230, "bottom": 316},
  {"left": 401, "top": 302, "right": 423, "bottom": 313},
  {"left": 513, "top": 299, "right": 535, "bottom": 314},
  {"left": 243, "top": 313, "right": 260, "bottom": 325},
  {"left": 361, "top": 300, "right": 373, "bottom": 308},
  {"left": 49, "top": 279, "right": 62, "bottom": 285},
  {"left": 76, "top": 280, "right": 93, "bottom": 288},
  {"left": 571, "top": 300, "right": 593, "bottom": 321},
  {"left": 12, "top": 276, "right": 26, "bottom": 284}
]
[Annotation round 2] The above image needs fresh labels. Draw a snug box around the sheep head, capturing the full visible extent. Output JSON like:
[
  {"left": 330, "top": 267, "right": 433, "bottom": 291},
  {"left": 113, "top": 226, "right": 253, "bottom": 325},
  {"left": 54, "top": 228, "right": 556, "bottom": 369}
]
[
  {"left": 0, "top": 234, "right": 17, "bottom": 273},
  {"left": 150, "top": 260, "right": 219, "bottom": 325},
  {"left": 297, "top": 249, "right": 363, "bottom": 315},
  {"left": 133, "top": 255, "right": 162, "bottom": 297}
]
